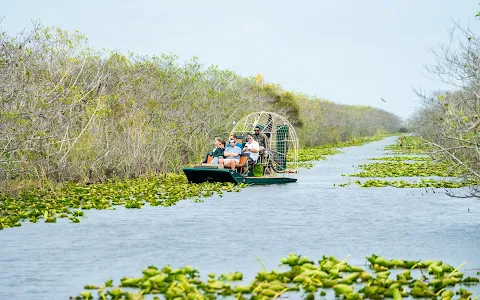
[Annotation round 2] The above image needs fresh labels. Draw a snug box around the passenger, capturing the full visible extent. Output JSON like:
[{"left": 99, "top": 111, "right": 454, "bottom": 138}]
[
  {"left": 211, "top": 139, "right": 226, "bottom": 164},
  {"left": 229, "top": 133, "right": 243, "bottom": 148},
  {"left": 242, "top": 133, "right": 260, "bottom": 163},
  {"left": 219, "top": 138, "right": 242, "bottom": 170},
  {"left": 253, "top": 126, "right": 268, "bottom": 153},
  {"left": 201, "top": 137, "right": 220, "bottom": 164}
]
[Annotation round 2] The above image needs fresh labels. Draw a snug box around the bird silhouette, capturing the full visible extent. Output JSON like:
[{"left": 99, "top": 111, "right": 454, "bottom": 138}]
[{"left": 381, "top": 98, "right": 387, "bottom": 102}]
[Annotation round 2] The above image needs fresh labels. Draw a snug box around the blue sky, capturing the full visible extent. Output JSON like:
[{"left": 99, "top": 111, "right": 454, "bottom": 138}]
[{"left": 2, "top": 0, "right": 479, "bottom": 119}]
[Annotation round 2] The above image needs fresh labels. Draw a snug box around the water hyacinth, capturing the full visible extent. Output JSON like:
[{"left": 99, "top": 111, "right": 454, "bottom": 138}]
[
  {"left": 292, "top": 135, "right": 392, "bottom": 164},
  {"left": 383, "top": 136, "right": 431, "bottom": 154},
  {"left": 350, "top": 161, "right": 463, "bottom": 178},
  {"left": 72, "top": 254, "right": 479, "bottom": 299},
  {"left": 0, "top": 174, "right": 245, "bottom": 230},
  {"left": 369, "top": 156, "right": 432, "bottom": 161},
  {"left": 295, "top": 147, "right": 341, "bottom": 162},
  {"left": 339, "top": 136, "right": 478, "bottom": 188},
  {"left": 355, "top": 178, "right": 474, "bottom": 188}
]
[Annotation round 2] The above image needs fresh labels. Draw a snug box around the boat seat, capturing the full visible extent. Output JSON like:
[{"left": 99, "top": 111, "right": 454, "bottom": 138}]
[
  {"left": 235, "top": 153, "right": 250, "bottom": 175},
  {"left": 236, "top": 136, "right": 244, "bottom": 145},
  {"left": 198, "top": 155, "right": 213, "bottom": 166},
  {"left": 197, "top": 155, "right": 226, "bottom": 168}
]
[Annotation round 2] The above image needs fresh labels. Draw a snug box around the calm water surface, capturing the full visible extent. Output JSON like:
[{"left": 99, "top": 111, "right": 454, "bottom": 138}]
[{"left": 1, "top": 136, "right": 479, "bottom": 299}]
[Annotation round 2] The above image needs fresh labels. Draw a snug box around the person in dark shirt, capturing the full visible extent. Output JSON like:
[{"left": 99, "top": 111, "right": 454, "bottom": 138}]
[
  {"left": 202, "top": 137, "right": 223, "bottom": 164},
  {"left": 211, "top": 139, "right": 225, "bottom": 164},
  {"left": 253, "top": 126, "right": 268, "bottom": 153}
]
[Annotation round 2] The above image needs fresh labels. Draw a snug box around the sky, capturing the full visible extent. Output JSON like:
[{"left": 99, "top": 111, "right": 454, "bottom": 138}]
[{"left": 2, "top": 0, "right": 479, "bottom": 119}]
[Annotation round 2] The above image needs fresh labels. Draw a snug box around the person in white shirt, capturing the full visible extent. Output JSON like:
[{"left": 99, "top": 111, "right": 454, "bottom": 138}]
[{"left": 242, "top": 133, "right": 260, "bottom": 163}]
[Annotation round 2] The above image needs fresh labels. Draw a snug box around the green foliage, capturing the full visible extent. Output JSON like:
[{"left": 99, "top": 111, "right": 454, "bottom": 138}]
[
  {"left": 258, "top": 84, "right": 303, "bottom": 127},
  {"left": 297, "top": 98, "right": 402, "bottom": 147},
  {"left": 72, "top": 254, "right": 479, "bottom": 299},
  {"left": 350, "top": 161, "right": 462, "bottom": 178},
  {"left": 369, "top": 156, "right": 432, "bottom": 161},
  {"left": 354, "top": 178, "right": 475, "bottom": 188},
  {"left": 338, "top": 137, "right": 474, "bottom": 188},
  {"left": 0, "top": 174, "right": 245, "bottom": 230},
  {"left": 295, "top": 136, "right": 389, "bottom": 162},
  {"left": 383, "top": 136, "right": 431, "bottom": 154},
  {"left": 0, "top": 22, "right": 403, "bottom": 194},
  {"left": 296, "top": 147, "right": 341, "bottom": 162}
]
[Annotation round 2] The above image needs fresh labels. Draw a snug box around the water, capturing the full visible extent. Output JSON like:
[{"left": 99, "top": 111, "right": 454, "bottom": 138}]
[{"left": 1, "top": 136, "right": 479, "bottom": 299}]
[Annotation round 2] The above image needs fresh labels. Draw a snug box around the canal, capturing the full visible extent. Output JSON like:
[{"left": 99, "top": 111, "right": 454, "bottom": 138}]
[{"left": 1, "top": 136, "right": 479, "bottom": 299}]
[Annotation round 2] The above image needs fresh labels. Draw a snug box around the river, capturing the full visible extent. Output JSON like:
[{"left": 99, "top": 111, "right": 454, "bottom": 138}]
[{"left": 1, "top": 136, "right": 479, "bottom": 299}]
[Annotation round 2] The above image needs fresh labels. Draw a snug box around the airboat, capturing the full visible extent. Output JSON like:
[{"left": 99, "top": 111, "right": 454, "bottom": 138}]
[{"left": 182, "top": 111, "right": 299, "bottom": 185}]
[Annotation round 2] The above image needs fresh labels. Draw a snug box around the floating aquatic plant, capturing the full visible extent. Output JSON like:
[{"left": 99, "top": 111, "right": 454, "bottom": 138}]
[
  {"left": 297, "top": 162, "right": 314, "bottom": 169},
  {"left": 384, "top": 136, "right": 431, "bottom": 154},
  {"left": 350, "top": 161, "right": 463, "bottom": 178},
  {"left": 72, "top": 254, "right": 479, "bottom": 299},
  {"left": 369, "top": 156, "right": 432, "bottom": 161},
  {"left": 355, "top": 178, "right": 474, "bottom": 188},
  {"left": 338, "top": 137, "right": 474, "bottom": 188},
  {"left": 296, "top": 147, "right": 341, "bottom": 162},
  {"left": 294, "top": 136, "right": 389, "bottom": 163},
  {"left": 0, "top": 174, "right": 245, "bottom": 230}
]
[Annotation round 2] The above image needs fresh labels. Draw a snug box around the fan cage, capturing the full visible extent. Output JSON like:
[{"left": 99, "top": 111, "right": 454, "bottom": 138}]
[{"left": 229, "top": 111, "right": 299, "bottom": 178}]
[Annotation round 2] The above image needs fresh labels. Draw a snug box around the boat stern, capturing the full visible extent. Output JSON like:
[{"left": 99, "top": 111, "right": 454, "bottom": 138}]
[{"left": 182, "top": 167, "right": 240, "bottom": 184}]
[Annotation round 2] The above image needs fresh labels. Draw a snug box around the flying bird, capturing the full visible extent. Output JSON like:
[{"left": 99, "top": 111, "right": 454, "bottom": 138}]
[{"left": 381, "top": 98, "right": 386, "bottom": 102}]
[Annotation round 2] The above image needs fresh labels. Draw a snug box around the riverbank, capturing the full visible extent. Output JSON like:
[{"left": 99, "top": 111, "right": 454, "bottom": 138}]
[{"left": 0, "top": 135, "right": 393, "bottom": 231}]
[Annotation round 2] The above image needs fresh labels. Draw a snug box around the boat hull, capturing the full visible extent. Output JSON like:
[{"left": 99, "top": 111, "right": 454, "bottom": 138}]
[{"left": 182, "top": 167, "right": 297, "bottom": 185}]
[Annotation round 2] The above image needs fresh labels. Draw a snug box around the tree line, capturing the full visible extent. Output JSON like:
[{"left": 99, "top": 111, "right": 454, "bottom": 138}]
[
  {"left": 408, "top": 23, "right": 480, "bottom": 197},
  {"left": 0, "top": 22, "right": 402, "bottom": 191}
]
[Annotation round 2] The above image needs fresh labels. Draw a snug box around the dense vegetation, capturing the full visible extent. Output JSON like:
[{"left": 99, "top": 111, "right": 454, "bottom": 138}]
[
  {"left": 408, "top": 24, "right": 480, "bottom": 196},
  {"left": 0, "top": 22, "right": 401, "bottom": 192},
  {"left": 72, "top": 254, "right": 479, "bottom": 300}
]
